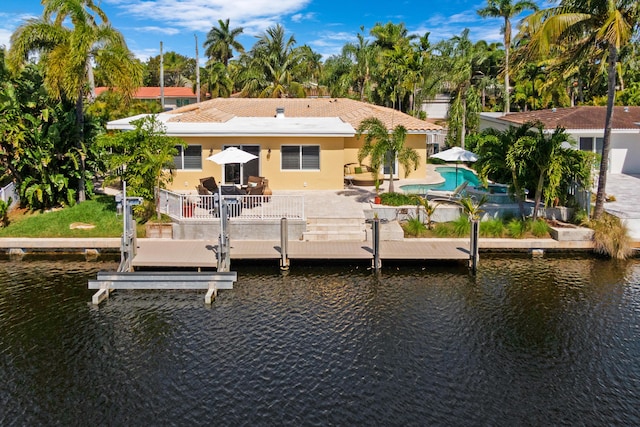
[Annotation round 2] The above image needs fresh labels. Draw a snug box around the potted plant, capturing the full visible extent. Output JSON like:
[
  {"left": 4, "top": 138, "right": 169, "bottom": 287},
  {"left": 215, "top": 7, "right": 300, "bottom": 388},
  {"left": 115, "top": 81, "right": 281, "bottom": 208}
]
[{"left": 373, "top": 178, "right": 382, "bottom": 204}]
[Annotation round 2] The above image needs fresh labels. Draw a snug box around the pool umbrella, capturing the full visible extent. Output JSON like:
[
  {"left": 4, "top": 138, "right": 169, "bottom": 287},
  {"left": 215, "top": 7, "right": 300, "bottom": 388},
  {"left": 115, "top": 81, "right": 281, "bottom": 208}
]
[
  {"left": 431, "top": 147, "right": 478, "bottom": 187},
  {"left": 206, "top": 146, "right": 258, "bottom": 166},
  {"left": 206, "top": 146, "right": 258, "bottom": 186}
]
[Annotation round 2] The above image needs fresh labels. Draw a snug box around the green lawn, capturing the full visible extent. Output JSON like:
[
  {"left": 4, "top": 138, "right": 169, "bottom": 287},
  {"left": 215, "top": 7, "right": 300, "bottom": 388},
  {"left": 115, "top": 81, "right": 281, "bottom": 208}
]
[{"left": 0, "top": 195, "right": 129, "bottom": 238}]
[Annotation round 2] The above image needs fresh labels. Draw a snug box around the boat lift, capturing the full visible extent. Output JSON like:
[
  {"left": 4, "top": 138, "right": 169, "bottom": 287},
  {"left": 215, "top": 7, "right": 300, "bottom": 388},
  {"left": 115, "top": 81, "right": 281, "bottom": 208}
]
[{"left": 89, "top": 181, "right": 236, "bottom": 305}]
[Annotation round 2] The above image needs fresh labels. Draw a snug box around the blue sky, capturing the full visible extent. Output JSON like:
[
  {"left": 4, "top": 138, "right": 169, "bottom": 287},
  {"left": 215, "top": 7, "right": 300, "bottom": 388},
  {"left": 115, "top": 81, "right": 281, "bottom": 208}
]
[{"left": 1, "top": 0, "right": 546, "bottom": 63}]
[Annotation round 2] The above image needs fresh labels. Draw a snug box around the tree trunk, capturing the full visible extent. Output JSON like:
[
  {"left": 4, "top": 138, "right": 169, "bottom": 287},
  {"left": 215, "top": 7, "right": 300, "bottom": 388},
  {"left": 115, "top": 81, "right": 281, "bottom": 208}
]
[
  {"left": 75, "top": 92, "right": 86, "bottom": 203},
  {"left": 504, "top": 17, "right": 511, "bottom": 114},
  {"left": 532, "top": 170, "right": 545, "bottom": 221},
  {"left": 593, "top": 45, "right": 616, "bottom": 219},
  {"left": 461, "top": 93, "right": 467, "bottom": 149},
  {"left": 387, "top": 156, "right": 395, "bottom": 193},
  {"left": 511, "top": 170, "right": 526, "bottom": 219}
]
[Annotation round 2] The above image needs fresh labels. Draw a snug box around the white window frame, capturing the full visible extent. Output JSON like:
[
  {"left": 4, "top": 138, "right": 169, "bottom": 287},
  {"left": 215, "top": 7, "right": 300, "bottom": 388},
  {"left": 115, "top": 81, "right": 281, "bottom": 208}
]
[
  {"left": 281, "top": 145, "right": 320, "bottom": 171},
  {"left": 174, "top": 144, "right": 202, "bottom": 170}
]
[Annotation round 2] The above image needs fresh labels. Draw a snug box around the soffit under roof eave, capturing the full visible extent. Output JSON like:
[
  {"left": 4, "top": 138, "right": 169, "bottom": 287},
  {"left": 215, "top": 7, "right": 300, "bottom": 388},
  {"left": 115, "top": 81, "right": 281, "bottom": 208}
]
[{"left": 165, "top": 131, "right": 356, "bottom": 137}]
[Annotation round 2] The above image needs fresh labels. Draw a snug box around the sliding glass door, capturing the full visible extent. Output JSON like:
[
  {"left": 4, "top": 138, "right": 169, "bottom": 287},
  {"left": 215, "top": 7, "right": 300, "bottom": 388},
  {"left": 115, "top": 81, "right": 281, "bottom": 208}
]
[{"left": 223, "top": 145, "right": 260, "bottom": 185}]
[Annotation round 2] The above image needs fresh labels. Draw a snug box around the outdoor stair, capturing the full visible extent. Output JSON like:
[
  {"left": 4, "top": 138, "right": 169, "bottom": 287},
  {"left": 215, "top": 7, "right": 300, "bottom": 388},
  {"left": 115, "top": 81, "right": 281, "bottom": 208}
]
[{"left": 303, "top": 217, "right": 367, "bottom": 241}]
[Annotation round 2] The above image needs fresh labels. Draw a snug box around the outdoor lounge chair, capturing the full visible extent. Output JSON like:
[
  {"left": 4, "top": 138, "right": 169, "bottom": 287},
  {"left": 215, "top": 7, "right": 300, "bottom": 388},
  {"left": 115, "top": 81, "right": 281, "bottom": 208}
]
[
  {"left": 426, "top": 181, "right": 469, "bottom": 202},
  {"left": 245, "top": 176, "right": 268, "bottom": 195},
  {"left": 199, "top": 176, "right": 219, "bottom": 193},
  {"left": 344, "top": 163, "right": 384, "bottom": 187}
]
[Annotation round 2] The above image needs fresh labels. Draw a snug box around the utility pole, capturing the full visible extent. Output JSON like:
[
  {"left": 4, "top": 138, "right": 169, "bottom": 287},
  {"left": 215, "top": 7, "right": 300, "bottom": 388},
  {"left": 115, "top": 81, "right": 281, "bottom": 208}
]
[
  {"left": 160, "top": 41, "right": 165, "bottom": 110},
  {"left": 195, "top": 34, "right": 201, "bottom": 103}
]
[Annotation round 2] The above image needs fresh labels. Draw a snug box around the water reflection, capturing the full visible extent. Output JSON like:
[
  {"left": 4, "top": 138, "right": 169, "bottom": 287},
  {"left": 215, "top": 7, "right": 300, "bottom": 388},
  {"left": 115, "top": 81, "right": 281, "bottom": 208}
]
[{"left": 0, "top": 255, "right": 639, "bottom": 425}]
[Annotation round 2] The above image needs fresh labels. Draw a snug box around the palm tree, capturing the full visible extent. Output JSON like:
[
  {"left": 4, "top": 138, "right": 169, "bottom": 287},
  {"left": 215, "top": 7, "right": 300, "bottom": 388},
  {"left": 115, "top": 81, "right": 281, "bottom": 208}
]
[
  {"left": 204, "top": 19, "right": 244, "bottom": 67},
  {"left": 475, "top": 124, "right": 531, "bottom": 217},
  {"left": 342, "top": 27, "right": 377, "bottom": 101},
  {"left": 241, "top": 24, "right": 304, "bottom": 97},
  {"left": 8, "top": 0, "right": 142, "bottom": 202},
  {"left": 356, "top": 117, "right": 420, "bottom": 193},
  {"left": 508, "top": 124, "right": 569, "bottom": 221},
  {"left": 477, "top": 0, "right": 538, "bottom": 113},
  {"left": 203, "top": 61, "right": 233, "bottom": 98},
  {"left": 436, "top": 29, "right": 486, "bottom": 148}
]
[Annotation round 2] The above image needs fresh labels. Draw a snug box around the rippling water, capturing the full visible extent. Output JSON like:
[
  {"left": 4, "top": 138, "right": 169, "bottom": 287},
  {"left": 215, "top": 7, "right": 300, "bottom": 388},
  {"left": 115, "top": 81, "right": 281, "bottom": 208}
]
[{"left": 1, "top": 255, "right": 639, "bottom": 426}]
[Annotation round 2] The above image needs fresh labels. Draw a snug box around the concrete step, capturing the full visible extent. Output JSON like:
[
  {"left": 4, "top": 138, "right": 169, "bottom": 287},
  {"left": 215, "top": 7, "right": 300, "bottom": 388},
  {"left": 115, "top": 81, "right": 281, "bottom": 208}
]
[
  {"left": 306, "top": 217, "right": 364, "bottom": 226},
  {"left": 306, "top": 224, "right": 366, "bottom": 232},
  {"left": 302, "top": 230, "right": 367, "bottom": 241},
  {"left": 304, "top": 216, "right": 367, "bottom": 241}
]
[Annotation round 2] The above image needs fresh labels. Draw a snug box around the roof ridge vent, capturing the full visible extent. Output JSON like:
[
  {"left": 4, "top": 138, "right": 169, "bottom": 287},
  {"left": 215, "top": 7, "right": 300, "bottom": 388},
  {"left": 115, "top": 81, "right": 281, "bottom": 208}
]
[{"left": 275, "top": 107, "right": 285, "bottom": 118}]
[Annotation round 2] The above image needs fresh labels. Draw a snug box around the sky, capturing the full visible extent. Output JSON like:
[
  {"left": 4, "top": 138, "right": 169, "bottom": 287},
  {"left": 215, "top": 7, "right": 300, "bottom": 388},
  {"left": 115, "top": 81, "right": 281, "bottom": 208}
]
[{"left": 1, "top": 0, "right": 547, "bottom": 63}]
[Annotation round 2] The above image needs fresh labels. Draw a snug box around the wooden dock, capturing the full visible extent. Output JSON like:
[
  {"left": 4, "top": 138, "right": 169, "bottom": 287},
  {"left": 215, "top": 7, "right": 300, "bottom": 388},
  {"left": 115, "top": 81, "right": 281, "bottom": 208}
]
[{"left": 131, "top": 238, "right": 471, "bottom": 270}]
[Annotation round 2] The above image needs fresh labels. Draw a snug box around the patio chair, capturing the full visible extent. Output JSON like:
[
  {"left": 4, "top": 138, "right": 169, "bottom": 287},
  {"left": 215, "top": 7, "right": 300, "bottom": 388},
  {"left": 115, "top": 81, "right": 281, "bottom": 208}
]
[
  {"left": 246, "top": 176, "right": 267, "bottom": 195},
  {"left": 199, "top": 176, "right": 218, "bottom": 193},
  {"left": 426, "top": 181, "right": 469, "bottom": 202},
  {"left": 196, "top": 184, "right": 218, "bottom": 215}
]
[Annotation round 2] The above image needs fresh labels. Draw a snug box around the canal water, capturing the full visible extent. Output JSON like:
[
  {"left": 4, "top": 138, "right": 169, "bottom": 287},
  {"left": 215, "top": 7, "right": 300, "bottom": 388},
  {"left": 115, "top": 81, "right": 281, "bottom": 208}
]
[{"left": 1, "top": 255, "right": 639, "bottom": 426}]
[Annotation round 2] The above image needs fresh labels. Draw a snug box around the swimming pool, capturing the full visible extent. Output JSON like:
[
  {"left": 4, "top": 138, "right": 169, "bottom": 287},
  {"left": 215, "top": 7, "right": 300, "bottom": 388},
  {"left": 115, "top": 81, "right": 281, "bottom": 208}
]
[{"left": 400, "top": 166, "right": 480, "bottom": 194}]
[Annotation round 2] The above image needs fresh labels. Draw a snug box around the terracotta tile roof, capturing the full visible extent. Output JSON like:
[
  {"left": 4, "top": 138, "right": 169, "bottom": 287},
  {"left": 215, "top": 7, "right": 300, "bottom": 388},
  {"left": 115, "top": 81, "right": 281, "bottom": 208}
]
[
  {"left": 94, "top": 86, "right": 196, "bottom": 99},
  {"left": 498, "top": 106, "right": 640, "bottom": 130},
  {"left": 165, "top": 98, "right": 442, "bottom": 132}
]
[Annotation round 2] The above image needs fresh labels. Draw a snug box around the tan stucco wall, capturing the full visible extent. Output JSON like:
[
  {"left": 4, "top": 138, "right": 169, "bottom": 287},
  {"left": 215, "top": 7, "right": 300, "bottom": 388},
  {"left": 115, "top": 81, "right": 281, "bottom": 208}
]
[
  {"left": 167, "top": 133, "right": 429, "bottom": 192},
  {"left": 343, "top": 134, "right": 428, "bottom": 181}
]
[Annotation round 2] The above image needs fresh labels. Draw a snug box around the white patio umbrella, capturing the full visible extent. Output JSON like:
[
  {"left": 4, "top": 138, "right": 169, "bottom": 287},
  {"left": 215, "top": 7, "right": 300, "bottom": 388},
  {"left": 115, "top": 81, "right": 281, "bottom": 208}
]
[
  {"left": 431, "top": 147, "right": 478, "bottom": 187},
  {"left": 206, "top": 146, "right": 258, "bottom": 165}
]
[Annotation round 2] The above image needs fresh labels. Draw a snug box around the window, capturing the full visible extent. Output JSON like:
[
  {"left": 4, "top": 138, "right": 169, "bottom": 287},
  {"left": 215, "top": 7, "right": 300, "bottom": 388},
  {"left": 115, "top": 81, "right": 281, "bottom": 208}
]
[
  {"left": 579, "top": 137, "right": 603, "bottom": 153},
  {"left": 281, "top": 145, "right": 320, "bottom": 170},
  {"left": 173, "top": 145, "right": 201, "bottom": 170},
  {"left": 579, "top": 137, "right": 593, "bottom": 152},
  {"left": 176, "top": 98, "right": 191, "bottom": 107}
]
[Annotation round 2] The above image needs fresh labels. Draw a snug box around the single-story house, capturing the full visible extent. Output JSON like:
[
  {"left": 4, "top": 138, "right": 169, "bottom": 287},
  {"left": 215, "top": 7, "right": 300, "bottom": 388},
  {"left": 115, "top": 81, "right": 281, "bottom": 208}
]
[
  {"left": 96, "top": 86, "right": 198, "bottom": 110},
  {"left": 479, "top": 106, "right": 640, "bottom": 174},
  {"left": 107, "top": 98, "right": 444, "bottom": 191}
]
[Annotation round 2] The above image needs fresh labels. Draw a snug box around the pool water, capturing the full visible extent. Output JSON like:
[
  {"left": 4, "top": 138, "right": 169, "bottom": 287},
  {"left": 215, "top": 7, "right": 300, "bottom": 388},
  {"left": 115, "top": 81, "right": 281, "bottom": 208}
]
[{"left": 401, "top": 166, "right": 480, "bottom": 193}]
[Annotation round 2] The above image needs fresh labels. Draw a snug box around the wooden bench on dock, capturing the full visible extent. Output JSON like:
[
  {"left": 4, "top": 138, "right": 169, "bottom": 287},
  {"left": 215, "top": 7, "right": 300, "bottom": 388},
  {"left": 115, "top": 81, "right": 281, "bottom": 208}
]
[{"left": 88, "top": 271, "right": 237, "bottom": 305}]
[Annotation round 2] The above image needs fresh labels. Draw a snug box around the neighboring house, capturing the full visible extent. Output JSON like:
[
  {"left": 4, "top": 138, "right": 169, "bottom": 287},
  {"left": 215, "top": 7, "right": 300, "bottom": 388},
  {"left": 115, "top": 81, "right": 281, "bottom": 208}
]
[
  {"left": 479, "top": 107, "right": 640, "bottom": 174},
  {"left": 107, "top": 98, "right": 444, "bottom": 191},
  {"left": 421, "top": 94, "right": 451, "bottom": 120},
  {"left": 95, "top": 87, "right": 198, "bottom": 111}
]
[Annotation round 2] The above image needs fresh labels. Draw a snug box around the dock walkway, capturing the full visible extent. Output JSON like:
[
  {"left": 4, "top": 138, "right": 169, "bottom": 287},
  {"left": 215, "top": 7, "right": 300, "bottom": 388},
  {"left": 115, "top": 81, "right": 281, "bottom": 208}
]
[
  {"left": 131, "top": 238, "right": 471, "bottom": 269},
  {"left": 129, "top": 238, "right": 594, "bottom": 270}
]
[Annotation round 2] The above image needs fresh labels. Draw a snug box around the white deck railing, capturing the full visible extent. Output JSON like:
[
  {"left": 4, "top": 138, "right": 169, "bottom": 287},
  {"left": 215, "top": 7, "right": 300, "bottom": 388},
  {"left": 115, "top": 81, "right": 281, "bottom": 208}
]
[
  {"left": 159, "top": 189, "right": 305, "bottom": 221},
  {"left": 0, "top": 182, "right": 19, "bottom": 208}
]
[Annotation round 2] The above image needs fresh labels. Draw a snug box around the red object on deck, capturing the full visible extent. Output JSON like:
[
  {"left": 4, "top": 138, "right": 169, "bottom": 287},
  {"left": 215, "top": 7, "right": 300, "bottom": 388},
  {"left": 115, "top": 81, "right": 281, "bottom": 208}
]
[{"left": 183, "top": 203, "right": 193, "bottom": 217}]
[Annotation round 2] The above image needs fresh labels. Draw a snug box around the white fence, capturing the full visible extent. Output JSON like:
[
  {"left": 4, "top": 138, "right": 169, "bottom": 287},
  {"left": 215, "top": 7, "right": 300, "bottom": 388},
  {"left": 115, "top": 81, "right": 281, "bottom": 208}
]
[
  {"left": 159, "top": 189, "right": 305, "bottom": 221},
  {"left": 0, "top": 182, "right": 19, "bottom": 208}
]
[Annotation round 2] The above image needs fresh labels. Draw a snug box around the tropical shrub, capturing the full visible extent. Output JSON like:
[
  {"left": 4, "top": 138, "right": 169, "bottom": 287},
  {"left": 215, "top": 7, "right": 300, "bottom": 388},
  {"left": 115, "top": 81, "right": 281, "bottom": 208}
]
[
  {"left": 404, "top": 217, "right": 427, "bottom": 236},
  {"left": 97, "top": 115, "right": 186, "bottom": 220},
  {"left": 507, "top": 218, "right": 528, "bottom": 238},
  {"left": 530, "top": 219, "right": 550, "bottom": 237},
  {"left": 380, "top": 192, "right": 414, "bottom": 206},
  {"left": 452, "top": 216, "right": 470, "bottom": 237},
  {"left": 433, "top": 222, "right": 455, "bottom": 237},
  {"left": 0, "top": 198, "right": 11, "bottom": 227},
  {"left": 480, "top": 218, "right": 505, "bottom": 237},
  {"left": 591, "top": 213, "right": 632, "bottom": 260}
]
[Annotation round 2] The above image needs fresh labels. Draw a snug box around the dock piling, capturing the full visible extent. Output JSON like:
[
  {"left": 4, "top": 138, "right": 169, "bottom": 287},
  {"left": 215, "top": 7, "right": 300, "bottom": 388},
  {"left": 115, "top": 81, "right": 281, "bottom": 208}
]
[
  {"left": 280, "top": 217, "right": 290, "bottom": 271},
  {"left": 469, "top": 219, "right": 479, "bottom": 274},
  {"left": 372, "top": 218, "right": 381, "bottom": 271}
]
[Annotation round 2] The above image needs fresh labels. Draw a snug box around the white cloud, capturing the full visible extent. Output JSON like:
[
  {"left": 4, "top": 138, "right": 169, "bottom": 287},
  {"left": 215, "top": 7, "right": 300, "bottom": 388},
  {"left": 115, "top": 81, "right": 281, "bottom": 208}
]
[
  {"left": 291, "top": 12, "right": 315, "bottom": 23},
  {"left": 0, "top": 12, "right": 41, "bottom": 49},
  {"left": 0, "top": 29, "right": 11, "bottom": 49},
  {"left": 118, "top": 0, "right": 312, "bottom": 34},
  {"left": 136, "top": 26, "right": 181, "bottom": 36},
  {"left": 131, "top": 47, "right": 159, "bottom": 62}
]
